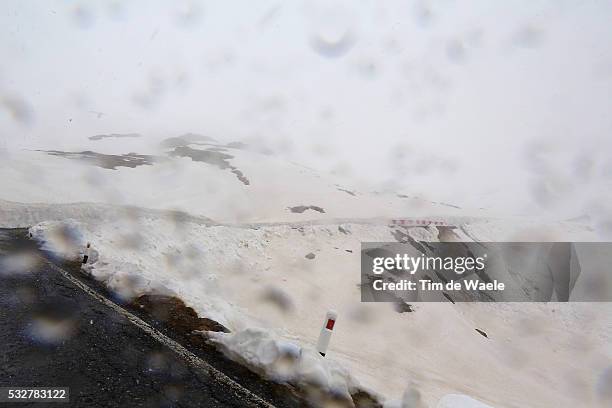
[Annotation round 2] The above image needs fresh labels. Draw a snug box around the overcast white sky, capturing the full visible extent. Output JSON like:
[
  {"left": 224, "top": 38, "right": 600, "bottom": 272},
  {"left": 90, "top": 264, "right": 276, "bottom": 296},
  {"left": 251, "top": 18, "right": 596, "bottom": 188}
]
[{"left": 1, "top": 0, "right": 612, "bottom": 222}]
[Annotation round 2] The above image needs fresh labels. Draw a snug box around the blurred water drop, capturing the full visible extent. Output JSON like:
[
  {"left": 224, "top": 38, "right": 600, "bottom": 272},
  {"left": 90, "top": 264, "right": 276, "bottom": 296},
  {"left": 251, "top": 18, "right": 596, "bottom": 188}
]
[
  {"left": 310, "top": 30, "right": 355, "bottom": 58},
  {"left": 401, "top": 384, "right": 425, "bottom": 408},
  {"left": 513, "top": 24, "right": 544, "bottom": 48},
  {"left": 270, "top": 343, "right": 301, "bottom": 381},
  {"left": 258, "top": 4, "right": 282, "bottom": 28},
  {"left": 596, "top": 366, "right": 612, "bottom": 402},
  {"left": 1, "top": 95, "right": 34, "bottom": 125},
  {"left": 175, "top": 1, "right": 202, "bottom": 27},
  {"left": 413, "top": 2, "right": 434, "bottom": 27},
  {"left": 573, "top": 153, "right": 594, "bottom": 181},
  {"left": 120, "top": 232, "right": 144, "bottom": 250},
  {"left": 260, "top": 286, "right": 295, "bottom": 313},
  {"left": 72, "top": 4, "right": 95, "bottom": 29},
  {"left": 28, "top": 315, "right": 76, "bottom": 345},
  {"left": 529, "top": 176, "right": 570, "bottom": 209},
  {"left": 446, "top": 39, "right": 467, "bottom": 63},
  {"left": 346, "top": 304, "right": 374, "bottom": 324},
  {"left": 0, "top": 252, "right": 40, "bottom": 276},
  {"left": 146, "top": 351, "right": 169, "bottom": 372},
  {"left": 133, "top": 75, "right": 166, "bottom": 109},
  {"left": 163, "top": 384, "right": 183, "bottom": 402},
  {"left": 106, "top": 1, "right": 125, "bottom": 20},
  {"left": 595, "top": 219, "right": 612, "bottom": 239},
  {"left": 164, "top": 249, "right": 181, "bottom": 270},
  {"left": 15, "top": 286, "right": 36, "bottom": 305},
  {"left": 109, "top": 272, "right": 147, "bottom": 302},
  {"left": 352, "top": 58, "right": 379, "bottom": 79}
]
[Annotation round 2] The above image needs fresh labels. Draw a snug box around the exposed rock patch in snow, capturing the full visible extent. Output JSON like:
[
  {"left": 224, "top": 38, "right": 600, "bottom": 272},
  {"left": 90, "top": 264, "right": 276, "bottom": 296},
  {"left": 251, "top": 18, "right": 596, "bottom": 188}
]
[
  {"left": 131, "top": 294, "right": 230, "bottom": 334},
  {"left": 160, "top": 133, "right": 217, "bottom": 147},
  {"left": 288, "top": 205, "right": 326, "bottom": 214},
  {"left": 0, "top": 148, "right": 497, "bottom": 223},
  {"left": 474, "top": 328, "right": 488, "bottom": 338},
  {"left": 39, "top": 150, "right": 158, "bottom": 170},
  {"left": 337, "top": 187, "right": 357, "bottom": 196},
  {"left": 338, "top": 225, "right": 350, "bottom": 235},
  {"left": 169, "top": 146, "right": 250, "bottom": 185}
]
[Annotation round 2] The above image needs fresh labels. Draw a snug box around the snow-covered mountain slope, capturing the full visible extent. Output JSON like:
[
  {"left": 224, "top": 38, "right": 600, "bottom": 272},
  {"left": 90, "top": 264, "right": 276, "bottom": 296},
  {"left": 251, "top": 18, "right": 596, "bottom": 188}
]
[
  {"left": 1, "top": 138, "right": 610, "bottom": 407},
  {"left": 22, "top": 214, "right": 611, "bottom": 408},
  {"left": 0, "top": 136, "right": 492, "bottom": 224}
]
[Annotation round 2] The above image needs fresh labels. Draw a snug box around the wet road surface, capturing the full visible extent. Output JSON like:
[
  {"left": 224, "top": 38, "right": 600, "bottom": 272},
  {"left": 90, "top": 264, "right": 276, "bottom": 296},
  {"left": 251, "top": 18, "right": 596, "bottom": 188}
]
[{"left": 0, "top": 229, "right": 303, "bottom": 408}]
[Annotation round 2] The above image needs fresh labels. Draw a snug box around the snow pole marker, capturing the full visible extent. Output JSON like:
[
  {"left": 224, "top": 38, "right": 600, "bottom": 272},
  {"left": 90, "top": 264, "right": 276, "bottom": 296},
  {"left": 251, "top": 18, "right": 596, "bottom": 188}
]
[
  {"left": 316, "top": 310, "right": 337, "bottom": 357},
  {"left": 82, "top": 242, "right": 91, "bottom": 264}
]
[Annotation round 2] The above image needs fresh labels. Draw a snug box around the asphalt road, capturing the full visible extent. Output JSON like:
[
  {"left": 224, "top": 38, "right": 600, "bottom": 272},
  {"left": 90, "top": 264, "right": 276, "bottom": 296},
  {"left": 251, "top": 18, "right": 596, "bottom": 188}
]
[{"left": 0, "top": 228, "right": 303, "bottom": 408}]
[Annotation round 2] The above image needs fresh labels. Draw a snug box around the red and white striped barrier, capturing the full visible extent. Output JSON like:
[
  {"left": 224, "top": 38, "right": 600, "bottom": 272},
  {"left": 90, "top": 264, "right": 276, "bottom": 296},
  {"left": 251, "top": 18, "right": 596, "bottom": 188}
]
[
  {"left": 316, "top": 310, "right": 337, "bottom": 357},
  {"left": 391, "top": 219, "right": 447, "bottom": 227}
]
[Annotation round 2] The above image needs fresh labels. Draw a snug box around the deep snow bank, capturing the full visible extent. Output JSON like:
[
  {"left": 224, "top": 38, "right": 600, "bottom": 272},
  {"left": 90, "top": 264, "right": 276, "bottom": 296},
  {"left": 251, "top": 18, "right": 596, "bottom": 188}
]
[
  {"left": 208, "top": 328, "right": 370, "bottom": 403},
  {"left": 20, "top": 211, "right": 611, "bottom": 408}
]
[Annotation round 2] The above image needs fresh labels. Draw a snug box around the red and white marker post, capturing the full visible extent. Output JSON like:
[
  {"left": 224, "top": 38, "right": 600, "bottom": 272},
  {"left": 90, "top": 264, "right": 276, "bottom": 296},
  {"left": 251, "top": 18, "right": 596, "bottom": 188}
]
[
  {"left": 316, "top": 310, "right": 337, "bottom": 357},
  {"left": 82, "top": 242, "right": 91, "bottom": 264}
]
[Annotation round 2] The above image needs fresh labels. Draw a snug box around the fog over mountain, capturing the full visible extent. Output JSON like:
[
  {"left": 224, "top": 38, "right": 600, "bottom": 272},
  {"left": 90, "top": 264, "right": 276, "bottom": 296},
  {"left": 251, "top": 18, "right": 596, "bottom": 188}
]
[
  {"left": 1, "top": 3, "right": 612, "bottom": 407},
  {"left": 1, "top": 1, "right": 612, "bottom": 229}
]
